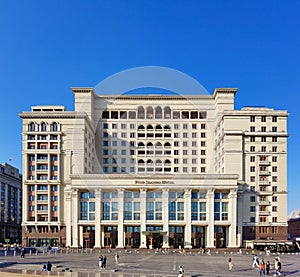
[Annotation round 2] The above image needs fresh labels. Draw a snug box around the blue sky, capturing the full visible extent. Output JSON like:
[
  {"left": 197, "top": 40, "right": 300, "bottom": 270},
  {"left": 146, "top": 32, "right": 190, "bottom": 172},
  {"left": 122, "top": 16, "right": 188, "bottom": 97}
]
[{"left": 0, "top": 1, "right": 299, "bottom": 214}]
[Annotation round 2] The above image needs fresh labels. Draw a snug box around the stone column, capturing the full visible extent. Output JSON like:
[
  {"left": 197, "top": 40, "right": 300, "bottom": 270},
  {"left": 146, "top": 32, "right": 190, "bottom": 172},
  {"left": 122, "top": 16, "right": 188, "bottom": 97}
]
[
  {"left": 79, "top": 226, "right": 83, "bottom": 247},
  {"left": 94, "top": 189, "right": 102, "bottom": 248},
  {"left": 162, "top": 188, "right": 169, "bottom": 248},
  {"left": 139, "top": 188, "right": 147, "bottom": 248},
  {"left": 228, "top": 188, "right": 237, "bottom": 247},
  {"left": 71, "top": 189, "right": 79, "bottom": 248},
  {"left": 206, "top": 188, "right": 215, "bottom": 248},
  {"left": 184, "top": 189, "right": 192, "bottom": 248},
  {"left": 117, "top": 188, "right": 124, "bottom": 248},
  {"left": 65, "top": 191, "right": 72, "bottom": 247},
  {"left": 237, "top": 192, "right": 243, "bottom": 247}
]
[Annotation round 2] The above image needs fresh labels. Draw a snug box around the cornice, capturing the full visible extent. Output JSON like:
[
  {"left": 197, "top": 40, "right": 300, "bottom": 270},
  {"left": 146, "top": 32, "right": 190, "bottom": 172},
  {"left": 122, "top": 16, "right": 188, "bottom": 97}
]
[
  {"left": 70, "top": 173, "right": 239, "bottom": 180},
  {"left": 19, "top": 112, "right": 86, "bottom": 119}
]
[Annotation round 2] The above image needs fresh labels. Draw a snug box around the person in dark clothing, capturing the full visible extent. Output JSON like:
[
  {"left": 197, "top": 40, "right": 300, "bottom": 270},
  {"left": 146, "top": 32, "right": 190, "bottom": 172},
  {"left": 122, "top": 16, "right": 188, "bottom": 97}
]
[
  {"left": 102, "top": 255, "right": 107, "bottom": 269},
  {"left": 266, "top": 261, "right": 270, "bottom": 275},
  {"left": 46, "top": 261, "right": 52, "bottom": 271}
]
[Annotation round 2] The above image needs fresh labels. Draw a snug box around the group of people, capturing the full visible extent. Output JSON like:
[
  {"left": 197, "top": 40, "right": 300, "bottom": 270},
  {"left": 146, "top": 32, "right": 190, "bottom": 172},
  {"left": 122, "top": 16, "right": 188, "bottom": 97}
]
[
  {"left": 252, "top": 254, "right": 282, "bottom": 276},
  {"left": 98, "top": 255, "right": 107, "bottom": 269},
  {"left": 41, "top": 261, "right": 52, "bottom": 272}
]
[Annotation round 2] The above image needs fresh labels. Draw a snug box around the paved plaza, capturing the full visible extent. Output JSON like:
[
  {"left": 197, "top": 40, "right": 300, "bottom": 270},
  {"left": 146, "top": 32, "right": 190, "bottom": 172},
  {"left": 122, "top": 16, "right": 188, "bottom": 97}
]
[{"left": 0, "top": 249, "right": 299, "bottom": 276}]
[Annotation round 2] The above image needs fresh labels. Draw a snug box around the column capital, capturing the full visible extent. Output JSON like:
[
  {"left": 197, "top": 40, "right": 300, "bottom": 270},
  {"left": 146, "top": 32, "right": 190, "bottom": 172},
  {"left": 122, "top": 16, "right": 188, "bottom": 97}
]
[
  {"left": 95, "top": 188, "right": 102, "bottom": 197},
  {"left": 185, "top": 188, "right": 192, "bottom": 194},
  {"left": 162, "top": 188, "right": 169, "bottom": 193},
  {"left": 206, "top": 187, "right": 215, "bottom": 197},
  {"left": 229, "top": 188, "right": 237, "bottom": 198},
  {"left": 140, "top": 188, "right": 147, "bottom": 193},
  {"left": 71, "top": 189, "right": 78, "bottom": 198}
]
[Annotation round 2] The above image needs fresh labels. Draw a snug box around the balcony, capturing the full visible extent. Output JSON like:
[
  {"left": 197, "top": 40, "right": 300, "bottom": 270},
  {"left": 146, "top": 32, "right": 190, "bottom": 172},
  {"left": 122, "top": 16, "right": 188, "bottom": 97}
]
[
  {"left": 36, "top": 210, "right": 48, "bottom": 214},
  {"left": 259, "top": 171, "right": 271, "bottom": 175},
  {"left": 259, "top": 190, "right": 273, "bottom": 195},
  {"left": 259, "top": 181, "right": 271, "bottom": 186},
  {"left": 259, "top": 211, "right": 271, "bottom": 216},
  {"left": 259, "top": 161, "right": 271, "bottom": 166},
  {"left": 37, "top": 200, "right": 48, "bottom": 204},
  {"left": 258, "top": 200, "right": 270, "bottom": 205}
]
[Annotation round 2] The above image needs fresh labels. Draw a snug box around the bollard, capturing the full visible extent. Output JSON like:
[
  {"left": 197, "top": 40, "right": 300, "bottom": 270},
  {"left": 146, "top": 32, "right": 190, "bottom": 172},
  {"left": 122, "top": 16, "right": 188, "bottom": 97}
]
[
  {"left": 29, "top": 250, "right": 32, "bottom": 256},
  {"left": 43, "top": 249, "right": 45, "bottom": 255},
  {"left": 14, "top": 251, "right": 16, "bottom": 257},
  {"left": 4, "top": 250, "right": 7, "bottom": 256}
]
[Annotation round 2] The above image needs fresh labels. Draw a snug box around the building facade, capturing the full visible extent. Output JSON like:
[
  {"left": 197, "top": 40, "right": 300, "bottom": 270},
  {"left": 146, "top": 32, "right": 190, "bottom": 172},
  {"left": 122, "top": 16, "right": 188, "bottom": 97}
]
[
  {"left": 0, "top": 163, "right": 22, "bottom": 245},
  {"left": 19, "top": 87, "right": 288, "bottom": 249}
]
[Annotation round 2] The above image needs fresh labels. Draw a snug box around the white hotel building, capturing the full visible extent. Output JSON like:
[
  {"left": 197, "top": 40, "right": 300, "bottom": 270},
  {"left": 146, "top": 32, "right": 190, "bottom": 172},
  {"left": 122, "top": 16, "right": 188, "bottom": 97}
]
[{"left": 19, "top": 87, "right": 288, "bottom": 249}]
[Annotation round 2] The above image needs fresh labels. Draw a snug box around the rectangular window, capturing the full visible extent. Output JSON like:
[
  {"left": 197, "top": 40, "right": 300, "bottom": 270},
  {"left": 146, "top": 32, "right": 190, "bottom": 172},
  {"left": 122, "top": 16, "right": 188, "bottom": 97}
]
[{"left": 250, "top": 196, "right": 256, "bottom": 202}]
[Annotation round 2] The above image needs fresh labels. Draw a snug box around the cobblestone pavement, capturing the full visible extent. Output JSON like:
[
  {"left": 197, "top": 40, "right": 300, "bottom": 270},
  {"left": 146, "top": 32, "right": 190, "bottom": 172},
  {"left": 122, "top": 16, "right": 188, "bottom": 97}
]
[{"left": 0, "top": 249, "right": 299, "bottom": 276}]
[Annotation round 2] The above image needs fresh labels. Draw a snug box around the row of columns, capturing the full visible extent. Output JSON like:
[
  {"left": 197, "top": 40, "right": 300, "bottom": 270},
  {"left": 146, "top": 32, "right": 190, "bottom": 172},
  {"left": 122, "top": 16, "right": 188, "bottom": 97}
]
[{"left": 66, "top": 187, "right": 238, "bottom": 248}]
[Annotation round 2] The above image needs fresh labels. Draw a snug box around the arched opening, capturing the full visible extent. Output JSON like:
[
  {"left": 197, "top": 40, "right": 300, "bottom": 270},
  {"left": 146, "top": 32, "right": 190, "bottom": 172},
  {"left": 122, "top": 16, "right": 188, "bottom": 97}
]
[{"left": 138, "top": 106, "right": 145, "bottom": 119}]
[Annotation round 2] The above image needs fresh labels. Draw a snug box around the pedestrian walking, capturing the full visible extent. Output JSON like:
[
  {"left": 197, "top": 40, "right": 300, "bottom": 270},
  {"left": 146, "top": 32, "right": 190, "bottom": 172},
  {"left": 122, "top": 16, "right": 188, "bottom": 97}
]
[
  {"left": 115, "top": 253, "right": 119, "bottom": 265},
  {"left": 252, "top": 254, "right": 259, "bottom": 268},
  {"left": 103, "top": 255, "right": 107, "bottom": 269},
  {"left": 20, "top": 248, "right": 25, "bottom": 259},
  {"left": 228, "top": 257, "right": 233, "bottom": 271},
  {"left": 259, "top": 259, "right": 266, "bottom": 276},
  {"left": 99, "top": 255, "right": 103, "bottom": 269},
  {"left": 266, "top": 261, "right": 270, "bottom": 275},
  {"left": 273, "top": 258, "right": 282, "bottom": 276},
  {"left": 46, "top": 261, "right": 52, "bottom": 271},
  {"left": 178, "top": 266, "right": 184, "bottom": 277}
]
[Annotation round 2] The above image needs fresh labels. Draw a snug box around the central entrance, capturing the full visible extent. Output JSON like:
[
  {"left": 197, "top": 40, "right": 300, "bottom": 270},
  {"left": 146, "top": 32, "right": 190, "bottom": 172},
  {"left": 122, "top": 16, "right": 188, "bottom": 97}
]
[
  {"left": 143, "top": 231, "right": 166, "bottom": 249},
  {"left": 143, "top": 225, "right": 165, "bottom": 249}
]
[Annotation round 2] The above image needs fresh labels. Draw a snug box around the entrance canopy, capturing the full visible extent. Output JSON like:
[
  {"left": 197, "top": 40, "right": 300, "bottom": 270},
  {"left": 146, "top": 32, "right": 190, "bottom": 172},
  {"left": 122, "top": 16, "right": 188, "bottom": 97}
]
[{"left": 142, "top": 231, "right": 167, "bottom": 237}]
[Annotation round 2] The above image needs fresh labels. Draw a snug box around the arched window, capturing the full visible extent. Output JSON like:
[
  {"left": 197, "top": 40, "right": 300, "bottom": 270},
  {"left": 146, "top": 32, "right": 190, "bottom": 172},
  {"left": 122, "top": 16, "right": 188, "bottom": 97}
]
[
  {"left": 147, "top": 159, "right": 153, "bottom": 164},
  {"left": 147, "top": 142, "right": 153, "bottom": 147},
  {"left": 41, "top": 122, "right": 47, "bottom": 132},
  {"left": 146, "top": 106, "right": 153, "bottom": 119},
  {"left": 155, "top": 142, "right": 162, "bottom": 148},
  {"left": 155, "top": 125, "right": 162, "bottom": 131},
  {"left": 164, "top": 142, "right": 171, "bottom": 147},
  {"left": 138, "top": 142, "right": 145, "bottom": 148},
  {"left": 155, "top": 106, "right": 162, "bottom": 119},
  {"left": 147, "top": 125, "right": 154, "bottom": 131},
  {"left": 138, "top": 159, "right": 145, "bottom": 165},
  {"left": 51, "top": 122, "right": 59, "bottom": 132},
  {"left": 28, "top": 122, "right": 36, "bottom": 132},
  {"left": 155, "top": 159, "right": 162, "bottom": 165},
  {"left": 164, "top": 106, "right": 171, "bottom": 119},
  {"left": 164, "top": 159, "right": 171, "bottom": 164},
  {"left": 138, "top": 106, "right": 145, "bottom": 119},
  {"left": 138, "top": 125, "right": 145, "bottom": 130},
  {"left": 164, "top": 125, "right": 171, "bottom": 130}
]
